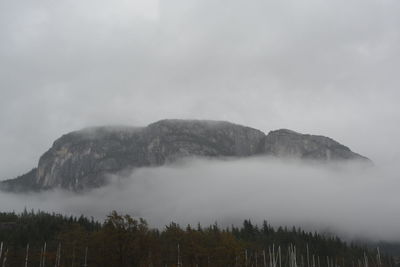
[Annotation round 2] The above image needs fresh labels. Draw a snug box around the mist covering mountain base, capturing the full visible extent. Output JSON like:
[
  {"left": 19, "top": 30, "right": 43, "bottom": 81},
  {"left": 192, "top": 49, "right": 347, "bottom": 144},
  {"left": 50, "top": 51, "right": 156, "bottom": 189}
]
[
  {"left": 1, "top": 157, "right": 395, "bottom": 242},
  {"left": 0, "top": 119, "right": 370, "bottom": 192}
]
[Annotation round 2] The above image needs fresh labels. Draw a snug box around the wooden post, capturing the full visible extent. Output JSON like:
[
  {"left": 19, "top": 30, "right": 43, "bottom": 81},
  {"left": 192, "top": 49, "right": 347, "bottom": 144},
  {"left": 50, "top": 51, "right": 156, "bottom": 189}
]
[
  {"left": 54, "top": 244, "right": 58, "bottom": 267},
  {"left": 84, "top": 247, "right": 88, "bottom": 267},
  {"left": 263, "top": 250, "right": 267, "bottom": 267},
  {"left": 256, "top": 251, "right": 258, "bottom": 267},
  {"left": 177, "top": 243, "right": 181, "bottom": 267},
  {"left": 363, "top": 253, "right": 368, "bottom": 267},
  {"left": 269, "top": 247, "right": 272, "bottom": 267},
  {"left": 377, "top": 247, "right": 382, "bottom": 267},
  {"left": 278, "top": 246, "right": 281, "bottom": 267},
  {"left": 148, "top": 250, "right": 153, "bottom": 267},
  {"left": 25, "top": 244, "right": 29, "bottom": 267},
  {"left": 43, "top": 242, "right": 47, "bottom": 267},
  {"left": 1, "top": 248, "right": 8, "bottom": 267},
  {"left": 55, "top": 243, "right": 61, "bottom": 267},
  {"left": 71, "top": 246, "right": 75, "bottom": 267},
  {"left": 273, "top": 244, "right": 276, "bottom": 267},
  {"left": 39, "top": 247, "right": 43, "bottom": 267}
]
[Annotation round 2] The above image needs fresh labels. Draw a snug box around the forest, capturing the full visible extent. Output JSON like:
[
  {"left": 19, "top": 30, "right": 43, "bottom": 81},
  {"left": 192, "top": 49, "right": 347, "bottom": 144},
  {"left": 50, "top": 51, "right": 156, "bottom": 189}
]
[{"left": 0, "top": 210, "right": 395, "bottom": 267}]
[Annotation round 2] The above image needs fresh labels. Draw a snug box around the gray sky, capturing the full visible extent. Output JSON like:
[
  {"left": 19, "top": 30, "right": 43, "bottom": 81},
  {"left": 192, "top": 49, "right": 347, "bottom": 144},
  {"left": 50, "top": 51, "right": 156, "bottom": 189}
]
[{"left": 1, "top": 0, "right": 400, "bottom": 179}]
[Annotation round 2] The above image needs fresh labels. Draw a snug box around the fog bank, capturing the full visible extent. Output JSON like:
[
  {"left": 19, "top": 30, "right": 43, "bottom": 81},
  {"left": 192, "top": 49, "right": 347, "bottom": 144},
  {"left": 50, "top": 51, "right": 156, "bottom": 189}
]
[{"left": 0, "top": 158, "right": 398, "bottom": 242}]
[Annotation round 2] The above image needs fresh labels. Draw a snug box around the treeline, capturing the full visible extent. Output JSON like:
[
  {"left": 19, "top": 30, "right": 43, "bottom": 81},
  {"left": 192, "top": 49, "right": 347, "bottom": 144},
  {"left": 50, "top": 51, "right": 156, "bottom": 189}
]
[{"left": 0, "top": 210, "right": 395, "bottom": 267}]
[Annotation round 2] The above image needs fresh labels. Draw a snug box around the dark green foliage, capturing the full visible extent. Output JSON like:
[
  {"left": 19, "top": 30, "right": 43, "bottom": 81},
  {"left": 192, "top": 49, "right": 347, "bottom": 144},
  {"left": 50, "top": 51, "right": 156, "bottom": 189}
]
[{"left": 0, "top": 211, "right": 395, "bottom": 267}]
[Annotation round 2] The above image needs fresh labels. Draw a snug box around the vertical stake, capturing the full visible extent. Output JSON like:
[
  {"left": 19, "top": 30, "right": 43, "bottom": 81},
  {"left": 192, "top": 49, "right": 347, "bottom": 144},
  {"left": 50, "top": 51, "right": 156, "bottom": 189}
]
[{"left": 25, "top": 244, "right": 29, "bottom": 267}]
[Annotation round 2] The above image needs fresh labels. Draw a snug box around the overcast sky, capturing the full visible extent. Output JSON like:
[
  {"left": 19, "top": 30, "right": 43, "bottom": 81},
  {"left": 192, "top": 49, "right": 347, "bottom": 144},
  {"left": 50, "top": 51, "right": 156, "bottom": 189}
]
[{"left": 1, "top": 0, "right": 400, "bottom": 179}]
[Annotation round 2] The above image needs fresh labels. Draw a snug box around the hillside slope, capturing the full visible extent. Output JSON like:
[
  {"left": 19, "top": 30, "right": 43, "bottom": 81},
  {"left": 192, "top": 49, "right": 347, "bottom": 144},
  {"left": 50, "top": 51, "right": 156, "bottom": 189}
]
[{"left": 0, "top": 119, "right": 370, "bottom": 191}]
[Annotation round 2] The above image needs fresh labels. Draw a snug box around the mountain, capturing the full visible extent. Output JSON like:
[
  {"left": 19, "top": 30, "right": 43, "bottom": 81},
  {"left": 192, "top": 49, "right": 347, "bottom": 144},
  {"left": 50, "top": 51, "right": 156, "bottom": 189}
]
[{"left": 0, "top": 119, "right": 370, "bottom": 192}]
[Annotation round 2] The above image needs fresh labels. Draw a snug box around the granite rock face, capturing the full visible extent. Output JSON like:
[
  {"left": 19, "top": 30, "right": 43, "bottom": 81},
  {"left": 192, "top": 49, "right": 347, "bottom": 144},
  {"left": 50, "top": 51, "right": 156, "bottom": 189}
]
[
  {"left": 264, "top": 129, "right": 366, "bottom": 160},
  {"left": 0, "top": 119, "right": 370, "bottom": 192}
]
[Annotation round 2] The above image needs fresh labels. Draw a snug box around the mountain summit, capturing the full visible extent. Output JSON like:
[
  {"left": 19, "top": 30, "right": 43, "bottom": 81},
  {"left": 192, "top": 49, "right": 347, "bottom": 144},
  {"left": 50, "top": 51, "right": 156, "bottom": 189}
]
[{"left": 0, "top": 119, "right": 370, "bottom": 192}]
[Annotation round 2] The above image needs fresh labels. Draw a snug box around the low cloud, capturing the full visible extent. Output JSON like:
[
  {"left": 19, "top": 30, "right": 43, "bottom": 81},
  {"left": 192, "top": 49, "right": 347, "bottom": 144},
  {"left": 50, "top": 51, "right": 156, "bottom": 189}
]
[{"left": 0, "top": 157, "right": 398, "bottom": 242}]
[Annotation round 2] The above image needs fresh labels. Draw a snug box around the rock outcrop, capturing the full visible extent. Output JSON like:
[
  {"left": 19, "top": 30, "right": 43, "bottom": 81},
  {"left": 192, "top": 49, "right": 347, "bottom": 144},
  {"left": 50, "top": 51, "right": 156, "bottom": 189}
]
[
  {"left": 0, "top": 119, "right": 370, "bottom": 192},
  {"left": 264, "top": 129, "right": 366, "bottom": 160}
]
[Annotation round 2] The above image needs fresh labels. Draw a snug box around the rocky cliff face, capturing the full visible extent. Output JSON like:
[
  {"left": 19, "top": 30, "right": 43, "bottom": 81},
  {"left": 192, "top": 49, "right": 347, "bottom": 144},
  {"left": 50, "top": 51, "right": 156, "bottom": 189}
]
[
  {"left": 264, "top": 129, "right": 366, "bottom": 160},
  {"left": 0, "top": 119, "right": 370, "bottom": 192}
]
